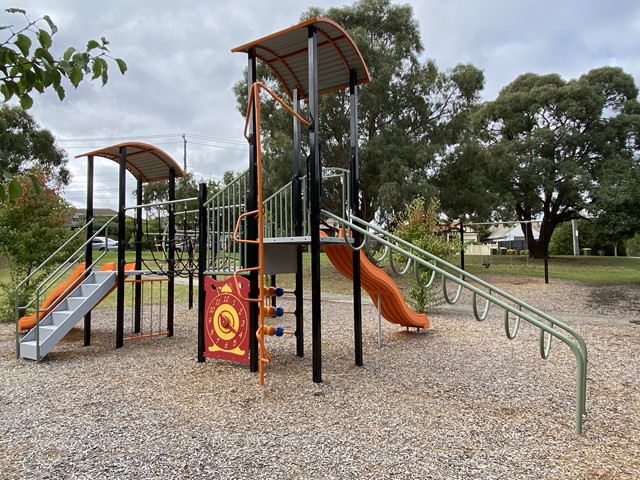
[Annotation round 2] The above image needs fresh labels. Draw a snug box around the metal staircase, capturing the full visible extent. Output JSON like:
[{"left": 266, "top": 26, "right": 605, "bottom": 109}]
[{"left": 19, "top": 270, "right": 116, "bottom": 361}]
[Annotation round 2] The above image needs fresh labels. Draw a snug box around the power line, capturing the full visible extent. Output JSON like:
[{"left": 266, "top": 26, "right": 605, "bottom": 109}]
[
  {"left": 60, "top": 141, "right": 183, "bottom": 150},
  {"left": 187, "top": 141, "right": 246, "bottom": 152},
  {"left": 186, "top": 133, "right": 246, "bottom": 145},
  {"left": 57, "top": 133, "right": 185, "bottom": 142},
  {"left": 57, "top": 132, "right": 246, "bottom": 146}
]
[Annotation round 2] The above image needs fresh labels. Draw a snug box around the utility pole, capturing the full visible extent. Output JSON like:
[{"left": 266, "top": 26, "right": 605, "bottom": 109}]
[
  {"left": 572, "top": 219, "right": 579, "bottom": 256},
  {"left": 182, "top": 133, "right": 187, "bottom": 172}
]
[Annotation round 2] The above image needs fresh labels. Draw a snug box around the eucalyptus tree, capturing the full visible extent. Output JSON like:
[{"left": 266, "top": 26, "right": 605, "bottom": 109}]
[
  {"left": 234, "top": 0, "right": 484, "bottom": 224},
  {"left": 469, "top": 67, "right": 640, "bottom": 258},
  {"left": 0, "top": 104, "right": 69, "bottom": 186}
]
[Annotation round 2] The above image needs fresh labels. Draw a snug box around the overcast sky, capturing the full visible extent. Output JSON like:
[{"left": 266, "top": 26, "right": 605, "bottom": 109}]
[{"left": 4, "top": 1, "right": 639, "bottom": 211}]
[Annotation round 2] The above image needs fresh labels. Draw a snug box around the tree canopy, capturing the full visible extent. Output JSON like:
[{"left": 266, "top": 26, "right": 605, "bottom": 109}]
[
  {"left": 0, "top": 173, "right": 72, "bottom": 275},
  {"left": 0, "top": 104, "right": 69, "bottom": 186},
  {"left": 234, "top": 0, "right": 484, "bottom": 224},
  {"left": 232, "top": 0, "right": 640, "bottom": 256},
  {"left": 0, "top": 7, "right": 127, "bottom": 203},
  {"left": 442, "top": 67, "right": 640, "bottom": 258}
]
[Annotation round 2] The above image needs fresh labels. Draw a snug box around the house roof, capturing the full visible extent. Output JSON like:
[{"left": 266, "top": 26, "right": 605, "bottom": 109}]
[
  {"left": 75, "top": 142, "right": 186, "bottom": 184},
  {"left": 74, "top": 208, "right": 118, "bottom": 218},
  {"left": 486, "top": 223, "right": 540, "bottom": 241},
  {"left": 231, "top": 16, "right": 371, "bottom": 100}
]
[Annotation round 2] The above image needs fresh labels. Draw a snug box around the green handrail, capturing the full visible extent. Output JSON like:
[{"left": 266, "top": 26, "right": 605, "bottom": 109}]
[{"left": 323, "top": 210, "right": 588, "bottom": 434}]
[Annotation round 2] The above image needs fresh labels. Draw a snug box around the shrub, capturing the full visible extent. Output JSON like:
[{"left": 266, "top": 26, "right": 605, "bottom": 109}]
[{"left": 392, "top": 198, "right": 457, "bottom": 312}]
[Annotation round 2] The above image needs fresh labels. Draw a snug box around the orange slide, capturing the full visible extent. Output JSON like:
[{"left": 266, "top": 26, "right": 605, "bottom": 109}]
[{"left": 320, "top": 232, "right": 429, "bottom": 329}]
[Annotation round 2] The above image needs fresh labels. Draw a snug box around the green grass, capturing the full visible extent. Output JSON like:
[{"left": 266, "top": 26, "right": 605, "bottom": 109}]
[
  {"left": 5, "top": 250, "right": 638, "bottom": 318},
  {"left": 268, "top": 252, "right": 639, "bottom": 299},
  {"left": 90, "top": 251, "right": 196, "bottom": 309},
  {"left": 462, "top": 254, "right": 639, "bottom": 285}
]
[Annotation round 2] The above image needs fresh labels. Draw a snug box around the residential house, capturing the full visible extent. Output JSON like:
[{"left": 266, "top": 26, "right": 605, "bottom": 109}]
[{"left": 485, "top": 223, "right": 540, "bottom": 252}]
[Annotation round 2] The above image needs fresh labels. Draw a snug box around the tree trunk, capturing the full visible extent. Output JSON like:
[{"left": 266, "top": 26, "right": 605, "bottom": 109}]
[
  {"left": 527, "top": 237, "right": 545, "bottom": 259},
  {"left": 526, "top": 220, "right": 555, "bottom": 259}
]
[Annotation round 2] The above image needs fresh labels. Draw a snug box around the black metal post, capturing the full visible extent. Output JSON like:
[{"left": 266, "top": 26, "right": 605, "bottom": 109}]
[
  {"left": 134, "top": 178, "right": 143, "bottom": 333},
  {"left": 460, "top": 220, "right": 465, "bottom": 271},
  {"left": 167, "top": 168, "right": 176, "bottom": 337},
  {"left": 308, "top": 25, "right": 322, "bottom": 383},
  {"left": 544, "top": 247, "right": 549, "bottom": 284},
  {"left": 349, "top": 70, "right": 363, "bottom": 367},
  {"left": 186, "top": 203, "right": 194, "bottom": 310},
  {"left": 116, "top": 146, "right": 127, "bottom": 348},
  {"left": 292, "top": 87, "right": 304, "bottom": 358},
  {"left": 197, "top": 182, "right": 207, "bottom": 362},
  {"left": 247, "top": 49, "right": 260, "bottom": 373},
  {"left": 83, "top": 155, "right": 94, "bottom": 346}
]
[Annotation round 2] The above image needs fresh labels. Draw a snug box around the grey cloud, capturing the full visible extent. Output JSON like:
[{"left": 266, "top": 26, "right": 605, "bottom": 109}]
[{"left": 3, "top": 0, "right": 638, "bottom": 209}]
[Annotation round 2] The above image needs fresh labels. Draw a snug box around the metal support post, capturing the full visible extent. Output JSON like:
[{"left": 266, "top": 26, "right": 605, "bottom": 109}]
[
  {"left": 197, "top": 183, "right": 207, "bottom": 362},
  {"left": 134, "top": 178, "right": 143, "bottom": 333},
  {"left": 292, "top": 88, "right": 304, "bottom": 357},
  {"left": 167, "top": 167, "right": 176, "bottom": 336},
  {"left": 460, "top": 220, "right": 465, "bottom": 271},
  {"left": 83, "top": 155, "right": 94, "bottom": 346},
  {"left": 349, "top": 70, "right": 363, "bottom": 367},
  {"left": 247, "top": 49, "right": 260, "bottom": 372},
  {"left": 116, "top": 146, "right": 127, "bottom": 348},
  {"left": 308, "top": 25, "right": 322, "bottom": 383}
]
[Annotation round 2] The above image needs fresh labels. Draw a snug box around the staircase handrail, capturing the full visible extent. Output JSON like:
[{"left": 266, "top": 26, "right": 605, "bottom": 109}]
[
  {"left": 323, "top": 210, "right": 588, "bottom": 434},
  {"left": 15, "top": 216, "right": 120, "bottom": 356}
]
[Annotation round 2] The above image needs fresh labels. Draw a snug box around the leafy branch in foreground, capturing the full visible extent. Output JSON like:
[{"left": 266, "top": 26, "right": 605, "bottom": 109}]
[
  {"left": 0, "top": 170, "right": 40, "bottom": 205},
  {"left": 0, "top": 7, "right": 127, "bottom": 109}
]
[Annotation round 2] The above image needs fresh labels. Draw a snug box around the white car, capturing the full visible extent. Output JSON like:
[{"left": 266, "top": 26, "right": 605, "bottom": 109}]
[{"left": 92, "top": 236, "right": 118, "bottom": 251}]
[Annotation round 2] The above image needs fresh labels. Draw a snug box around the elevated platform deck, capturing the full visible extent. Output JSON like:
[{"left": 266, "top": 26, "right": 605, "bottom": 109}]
[{"left": 262, "top": 236, "right": 352, "bottom": 244}]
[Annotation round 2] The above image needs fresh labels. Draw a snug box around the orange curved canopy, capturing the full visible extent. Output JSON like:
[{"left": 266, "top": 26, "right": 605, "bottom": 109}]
[
  {"left": 232, "top": 16, "right": 371, "bottom": 100},
  {"left": 75, "top": 142, "right": 186, "bottom": 184}
]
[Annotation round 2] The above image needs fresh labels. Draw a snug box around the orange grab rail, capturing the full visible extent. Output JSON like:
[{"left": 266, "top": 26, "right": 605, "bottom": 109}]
[{"left": 235, "top": 82, "right": 310, "bottom": 385}]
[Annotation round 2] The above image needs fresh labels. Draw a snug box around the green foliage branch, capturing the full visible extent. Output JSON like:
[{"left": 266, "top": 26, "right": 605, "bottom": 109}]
[{"left": 0, "top": 7, "right": 127, "bottom": 109}]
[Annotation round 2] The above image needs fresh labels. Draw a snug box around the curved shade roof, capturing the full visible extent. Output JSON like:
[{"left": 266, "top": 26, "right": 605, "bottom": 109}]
[
  {"left": 232, "top": 17, "right": 371, "bottom": 99},
  {"left": 76, "top": 142, "right": 186, "bottom": 184}
]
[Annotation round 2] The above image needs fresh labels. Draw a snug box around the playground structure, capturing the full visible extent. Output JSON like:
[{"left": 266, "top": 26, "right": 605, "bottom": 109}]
[
  {"left": 13, "top": 17, "right": 588, "bottom": 434},
  {"left": 15, "top": 142, "right": 189, "bottom": 360}
]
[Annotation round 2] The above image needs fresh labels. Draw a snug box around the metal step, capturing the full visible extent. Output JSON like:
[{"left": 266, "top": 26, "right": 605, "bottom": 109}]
[
  {"left": 63, "top": 297, "right": 87, "bottom": 310},
  {"left": 19, "top": 270, "right": 116, "bottom": 360}
]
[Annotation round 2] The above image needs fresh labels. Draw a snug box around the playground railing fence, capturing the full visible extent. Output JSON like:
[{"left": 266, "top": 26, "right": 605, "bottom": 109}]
[{"left": 322, "top": 210, "right": 588, "bottom": 435}]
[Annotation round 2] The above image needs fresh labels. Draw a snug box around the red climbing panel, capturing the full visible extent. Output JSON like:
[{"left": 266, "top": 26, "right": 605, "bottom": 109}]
[{"left": 203, "top": 276, "right": 250, "bottom": 363}]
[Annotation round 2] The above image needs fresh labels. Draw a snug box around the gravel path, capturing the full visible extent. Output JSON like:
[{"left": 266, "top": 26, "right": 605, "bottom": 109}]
[{"left": 1, "top": 276, "right": 639, "bottom": 479}]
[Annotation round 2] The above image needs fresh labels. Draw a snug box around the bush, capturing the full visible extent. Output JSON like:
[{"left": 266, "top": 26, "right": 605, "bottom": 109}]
[
  {"left": 392, "top": 198, "right": 457, "bottom": 312},
  {"left": 0, "top": 174, "right": 76, "bottom": 322}
]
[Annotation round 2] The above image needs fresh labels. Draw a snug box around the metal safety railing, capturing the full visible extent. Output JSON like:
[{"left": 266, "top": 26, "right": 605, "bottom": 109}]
[
  {"left": 323, "top": 210, "right": 588, "bottom": 434},
  {"left": 261, "top": 167, "right": 350, "bottom": 239},
  {"left": 203, "top": 170, "right": 249, "bottom": 275},
  {"left": 262, "top": 178, "right": 305, "bottom": 238}
]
